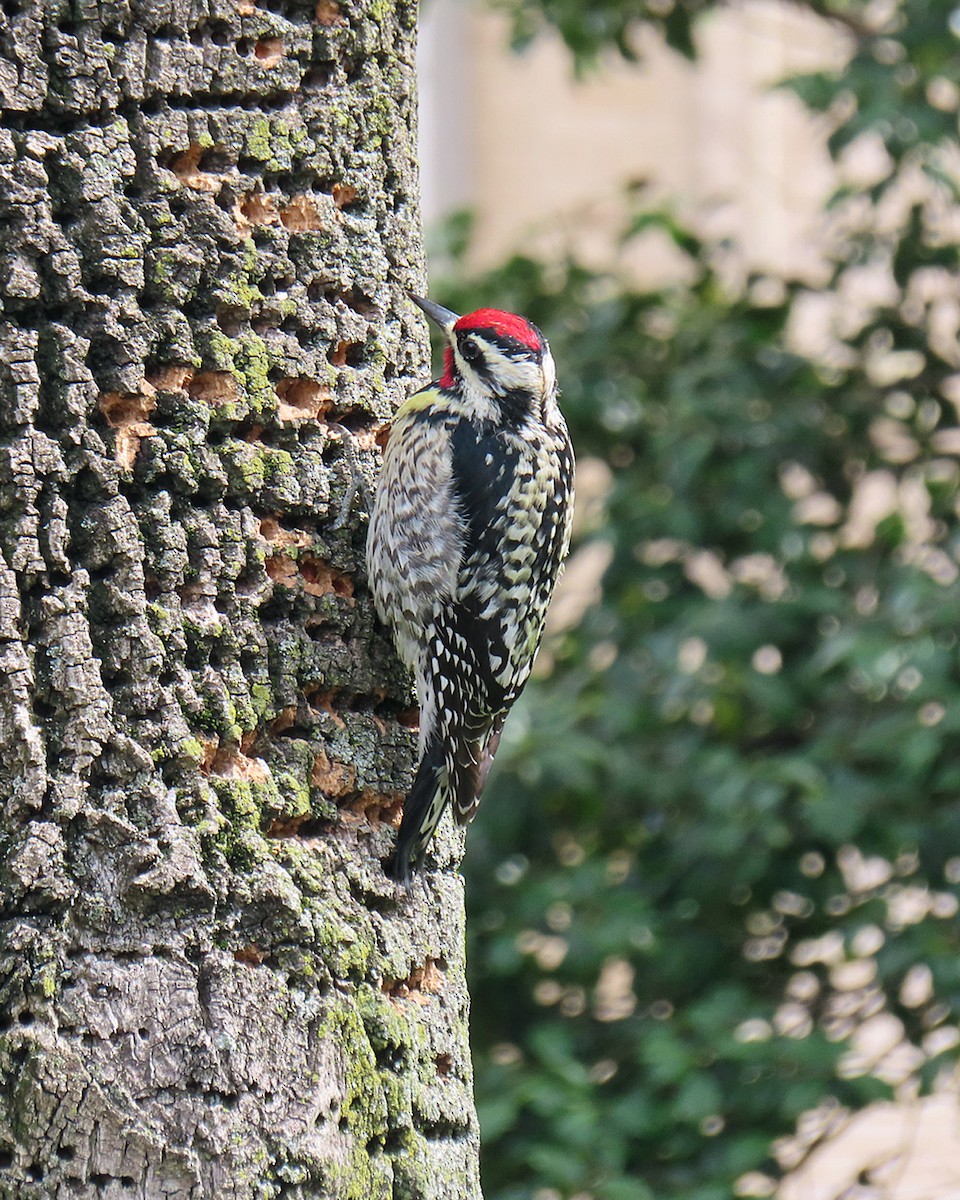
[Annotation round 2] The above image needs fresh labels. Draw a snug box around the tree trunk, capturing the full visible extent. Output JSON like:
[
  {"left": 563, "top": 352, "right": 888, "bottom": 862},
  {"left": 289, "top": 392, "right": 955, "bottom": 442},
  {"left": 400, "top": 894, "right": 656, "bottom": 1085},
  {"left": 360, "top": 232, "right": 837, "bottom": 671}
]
[{"left": 0, "top": 0, "right": 482, "bottom": 1196}]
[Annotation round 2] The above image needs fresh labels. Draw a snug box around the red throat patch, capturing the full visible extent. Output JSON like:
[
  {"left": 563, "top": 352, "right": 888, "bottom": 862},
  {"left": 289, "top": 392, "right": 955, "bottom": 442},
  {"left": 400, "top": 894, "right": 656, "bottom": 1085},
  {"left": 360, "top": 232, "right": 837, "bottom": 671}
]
[
  {"left": 454, "top": 308, "right": 543, "bottom": 353},
  {"left": 439, "top": 346, "right": 456, "bottom": 389}
]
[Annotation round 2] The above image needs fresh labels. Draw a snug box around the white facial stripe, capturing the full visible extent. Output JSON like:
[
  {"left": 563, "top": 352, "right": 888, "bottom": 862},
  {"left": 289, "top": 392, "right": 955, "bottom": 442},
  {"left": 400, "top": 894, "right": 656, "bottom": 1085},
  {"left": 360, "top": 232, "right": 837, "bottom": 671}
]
[{"left": 542, "top": 350, "right": 556, "bottom": 396}]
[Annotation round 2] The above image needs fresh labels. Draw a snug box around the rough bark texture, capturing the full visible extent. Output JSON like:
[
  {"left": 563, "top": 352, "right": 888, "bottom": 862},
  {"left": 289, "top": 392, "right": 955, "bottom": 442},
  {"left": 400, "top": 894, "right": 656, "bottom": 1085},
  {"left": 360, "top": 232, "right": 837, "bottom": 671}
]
[{"left": 0, "top": 1, "right": 482, "bottom": 1196}]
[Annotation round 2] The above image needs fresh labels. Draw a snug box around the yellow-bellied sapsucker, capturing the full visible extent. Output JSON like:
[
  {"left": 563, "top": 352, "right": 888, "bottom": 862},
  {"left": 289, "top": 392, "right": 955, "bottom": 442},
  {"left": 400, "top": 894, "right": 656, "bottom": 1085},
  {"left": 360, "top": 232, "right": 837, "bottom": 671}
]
[{"left": 367, "top": 295, "right": 575, "bottom": 884}]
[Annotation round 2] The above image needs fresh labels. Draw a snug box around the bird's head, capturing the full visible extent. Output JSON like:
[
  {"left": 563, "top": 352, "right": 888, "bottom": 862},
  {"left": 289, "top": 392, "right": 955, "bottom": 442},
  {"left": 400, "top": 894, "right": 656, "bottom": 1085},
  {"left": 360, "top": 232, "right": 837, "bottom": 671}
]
[{"left": 410, "top": 294, "right": 557, "bottom": 426}]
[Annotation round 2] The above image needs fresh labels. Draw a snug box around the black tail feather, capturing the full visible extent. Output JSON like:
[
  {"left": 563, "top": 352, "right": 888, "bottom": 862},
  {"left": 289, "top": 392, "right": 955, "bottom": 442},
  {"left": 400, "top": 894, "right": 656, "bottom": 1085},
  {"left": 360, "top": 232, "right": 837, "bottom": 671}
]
[
  {"left": 452, "top": 716, "right": 504, "bottom": 825},
  {"left": 449, "top": 734, "right": 482, "bottom": 826},
  {"left": 391, "top": 733, "right": 447, "bottom": 886}
]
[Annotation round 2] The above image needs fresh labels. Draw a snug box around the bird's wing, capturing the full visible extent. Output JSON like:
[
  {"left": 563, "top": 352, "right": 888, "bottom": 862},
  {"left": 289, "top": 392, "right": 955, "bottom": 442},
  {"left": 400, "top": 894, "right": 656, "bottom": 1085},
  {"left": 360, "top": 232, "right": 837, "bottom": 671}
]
[{"left": 446, "top": 417, "right": 569, "bottom": 707}]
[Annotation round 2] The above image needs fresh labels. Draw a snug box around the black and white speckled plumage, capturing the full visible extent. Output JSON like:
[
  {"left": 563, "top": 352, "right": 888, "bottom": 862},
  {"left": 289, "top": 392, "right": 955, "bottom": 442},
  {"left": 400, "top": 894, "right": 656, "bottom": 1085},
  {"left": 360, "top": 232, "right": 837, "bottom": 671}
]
[{"left": 366, "top": 299, "right": 574, "bottom": 884}]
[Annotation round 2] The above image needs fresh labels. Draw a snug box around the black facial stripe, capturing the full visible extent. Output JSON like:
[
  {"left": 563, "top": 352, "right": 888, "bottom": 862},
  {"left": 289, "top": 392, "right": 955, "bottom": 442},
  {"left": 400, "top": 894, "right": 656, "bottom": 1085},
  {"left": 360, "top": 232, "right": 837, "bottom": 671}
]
[{"left": 459, "top": 327, "right": 544, "bottom": 361}]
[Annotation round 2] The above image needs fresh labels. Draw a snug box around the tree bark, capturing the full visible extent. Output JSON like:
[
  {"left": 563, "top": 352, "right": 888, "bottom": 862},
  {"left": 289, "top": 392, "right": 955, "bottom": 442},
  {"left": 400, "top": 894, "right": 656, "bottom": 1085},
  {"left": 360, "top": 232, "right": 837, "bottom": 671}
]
[{"left": 0, "top": 0, "right": 482, "bottom": 1195}]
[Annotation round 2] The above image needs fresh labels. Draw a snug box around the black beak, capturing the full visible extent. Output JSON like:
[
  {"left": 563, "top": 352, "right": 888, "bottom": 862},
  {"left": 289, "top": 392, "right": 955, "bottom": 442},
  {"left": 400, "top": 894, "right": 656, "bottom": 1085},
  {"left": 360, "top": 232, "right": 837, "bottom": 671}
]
[{"left": 408, "top": 293, "right": 460, "bottom": 332}]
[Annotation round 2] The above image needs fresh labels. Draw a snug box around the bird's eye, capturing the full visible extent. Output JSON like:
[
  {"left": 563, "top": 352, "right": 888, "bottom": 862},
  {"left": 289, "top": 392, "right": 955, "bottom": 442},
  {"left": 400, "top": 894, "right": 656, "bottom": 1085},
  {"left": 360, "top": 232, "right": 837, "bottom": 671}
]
[{"left": 458, "top": 337, "right": 483, "bottom": 366}]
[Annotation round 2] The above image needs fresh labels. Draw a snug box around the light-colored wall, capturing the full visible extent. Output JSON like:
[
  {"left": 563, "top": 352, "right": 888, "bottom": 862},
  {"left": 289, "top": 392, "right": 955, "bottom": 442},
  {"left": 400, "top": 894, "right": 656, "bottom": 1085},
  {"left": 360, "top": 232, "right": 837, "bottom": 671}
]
[
  {"left": 419, "top": 0, "right": 845, "bottom": 283},
  {"left": 418, "top": 0, "right": 474, "bottom": 228}
]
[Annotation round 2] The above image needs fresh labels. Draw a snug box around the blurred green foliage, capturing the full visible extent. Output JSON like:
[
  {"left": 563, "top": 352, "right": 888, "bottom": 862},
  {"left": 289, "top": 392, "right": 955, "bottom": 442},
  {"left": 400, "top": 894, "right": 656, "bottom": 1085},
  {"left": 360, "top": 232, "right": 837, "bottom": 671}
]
[
  {"left": 490, "top": 0, "right": 704, "bottom": 65},
  {"left": 430, "top": 1, "right": 960, "bottom": 1196},
  {"left": 491, "top": 0, "right": 872, "bottom": 67}
]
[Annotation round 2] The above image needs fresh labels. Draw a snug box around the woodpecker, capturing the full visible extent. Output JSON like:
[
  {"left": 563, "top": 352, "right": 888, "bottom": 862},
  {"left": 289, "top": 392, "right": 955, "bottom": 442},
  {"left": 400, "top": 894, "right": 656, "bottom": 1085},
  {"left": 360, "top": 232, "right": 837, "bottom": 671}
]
[{"left": 367, "top": 295, "right": 575, "bottom": 884}]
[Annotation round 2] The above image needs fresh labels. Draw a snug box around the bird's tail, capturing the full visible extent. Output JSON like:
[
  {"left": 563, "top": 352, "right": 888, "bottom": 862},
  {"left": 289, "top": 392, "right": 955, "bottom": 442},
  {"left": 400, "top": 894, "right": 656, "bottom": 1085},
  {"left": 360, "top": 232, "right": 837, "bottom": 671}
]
[
  {"left": 391, "top": 733, "right": 448, "bottom": 886},
  {"left": 391, "top": 718, "right": 504, "bottom": 884}
]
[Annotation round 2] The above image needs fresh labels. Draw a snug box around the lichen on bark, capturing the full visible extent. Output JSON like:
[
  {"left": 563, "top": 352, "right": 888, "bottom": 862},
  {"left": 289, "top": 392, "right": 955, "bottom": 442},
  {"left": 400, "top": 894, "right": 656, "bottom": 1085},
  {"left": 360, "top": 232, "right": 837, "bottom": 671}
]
[{"left": 0, "top": 0, "right": 482, "bottom": 1195}]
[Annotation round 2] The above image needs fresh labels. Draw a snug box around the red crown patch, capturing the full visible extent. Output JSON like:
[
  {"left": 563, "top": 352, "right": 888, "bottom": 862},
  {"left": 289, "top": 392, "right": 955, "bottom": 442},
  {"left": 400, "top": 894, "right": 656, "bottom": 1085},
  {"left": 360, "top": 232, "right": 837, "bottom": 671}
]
[{"left": 454, "top": 308, "right": 543, "bottom": 353}]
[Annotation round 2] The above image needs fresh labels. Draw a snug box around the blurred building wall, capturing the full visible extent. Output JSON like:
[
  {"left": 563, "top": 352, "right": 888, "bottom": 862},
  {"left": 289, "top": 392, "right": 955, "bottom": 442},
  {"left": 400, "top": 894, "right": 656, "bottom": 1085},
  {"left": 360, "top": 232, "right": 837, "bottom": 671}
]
[{"left": 419, "top": 0, "right": 844, "bottom": 283}]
